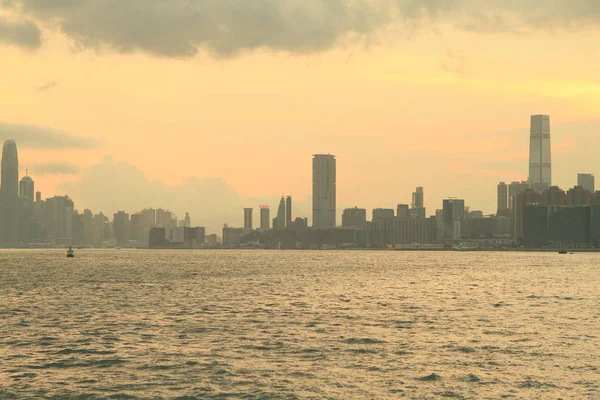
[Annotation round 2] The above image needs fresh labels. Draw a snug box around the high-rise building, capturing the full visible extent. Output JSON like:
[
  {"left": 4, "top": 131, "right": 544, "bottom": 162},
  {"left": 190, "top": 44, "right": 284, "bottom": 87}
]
[
  {"left": 508, "top": 181, "right": 529, "bottom": 210},
  {"left": 312, "top": 154, "right": 336, "bottom": 228},
  {"left": 410, "top": 187, "right": 426, "bottom": 218},
  {"left": 342, "top": 207, "right": 367, "bottom": 228},
  {"left": 497, "top": 182, "right": 508, "bottom": 212},
  {"left": 19, "top": 174, "right": 34, "bottom": 208},
  {"left": 273, "top": 196, "right": 286, "bottom": 229},
  {"left": 577, "top": 173, "right": 595, "bottom": 193},
  {"left": 285, "top": 196, "right": 292, "bottom": 228},
  {"left": 566, "top": 186, "right": 592, "bottom": 206},
  {"left": 396, "top": 204, "right": 409, "bottom": 218},
  {"left": 260, "top": 206, "right": 270, "bottom": 230},
  {"left": 43, "top": 195, "right": 74, "bottom": 245},
  {"left": 442, "top": 198, "right": 465, "bottom": 240},
  {"left": 528, "top": 115, "right": 552, "bottom": 192},
  {"left": 184, "top": 212, "right": 191, "bottom": 228},
  {"left": 243, "top": 208, "right": 253, "bottom": 230},
  {"left": 1, "top": 140, "right": 19, "bottom": 244},
  {"left": 113, "top": 211, "right": 130, "bottom": 246}
]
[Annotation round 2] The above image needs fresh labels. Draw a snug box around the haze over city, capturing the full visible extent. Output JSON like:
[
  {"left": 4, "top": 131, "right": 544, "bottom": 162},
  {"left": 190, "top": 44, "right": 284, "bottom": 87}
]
[{"left": 2, "top": 1, "right": 600, "bottom": 233}]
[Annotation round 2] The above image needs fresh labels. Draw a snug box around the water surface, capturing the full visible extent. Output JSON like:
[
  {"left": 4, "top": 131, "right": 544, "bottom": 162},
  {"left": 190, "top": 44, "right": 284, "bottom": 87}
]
[{"left": 1, "top": 250, "right": 598, "bottom": 399}]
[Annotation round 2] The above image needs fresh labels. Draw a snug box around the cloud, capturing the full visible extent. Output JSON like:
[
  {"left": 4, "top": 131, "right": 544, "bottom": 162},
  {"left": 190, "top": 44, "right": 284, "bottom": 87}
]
[
  {"left": 0, "top": 14, "right": 41, "bottom": 49},
  {"left": 32, "top": 161, "right": 79, "bottom": 175},
  {"left": 58, "top": 156, "right": 320, "bottom": 234},
  {"left": 440, "top": 50, "right": 469, "bottom": 76},
  {"left": 36, "top": 80, "right": 58, "bottom": 91},
  {"left": 2, "top": 0, "right": 389, "bottom": 58},
  {"left": 0, "top": 122, "right": 100, "bottom": 149},
  {"left": 3, "top": 1, "right": 600, "bottom": 56}
]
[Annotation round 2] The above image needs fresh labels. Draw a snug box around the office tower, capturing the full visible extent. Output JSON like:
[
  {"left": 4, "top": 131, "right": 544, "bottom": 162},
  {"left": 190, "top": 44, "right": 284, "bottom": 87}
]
[
  {"left": 509, "top": 181, "right": 529, "bottom": 210},
  {"left": 410, "top": 186, "right": 426, "bottom": 218},
  {"left": 19, "top": 173, "right": 34, "bottom": 208},
  {"left": 273, "top": 196, "right": 286, "bottom": 229},
  {"left": 372, "top": 208, "right": 395, "bottom": 220},
  {"left": 342, "top": 207, "right": 367, "bottom": 228},
  {"left": 442, "top": 198, "right": 465, "bottom": 240},
  {"left": 285, "top": 196, "right": 292, "bottom": 228},
  {"left": 497, "top": 182, "right": 508, "bottom": 211},
  {"left": 184, "top": 212, "right": 191, "bottom": 228},
  {"left": 43, "top": 195, "right": 74, "bottom": 245},
  {"left": 130, "top": 213, "right": 144, "bottom": 242},
  {"left": 113, "top": 211, "right": 130, "bottom": 246},
  {"left": 412, "top": 187, "right": 424, "bottom": 208},
  {"left": 396, "top": 204, "right": 409, "bottom": 218},
  {"left": 1, "top": 140, "right": 19, "bottom": 244},
  {"left": 260, "top": 206, "right": 270, "bottom": 230},
  {"left": 312, "top": 154, "right": 336, "bottom": 228},
  {"left": 577, "top": 173, "right": 595, "bottom": 193},
  {"left": 528, "top": 115, "right": 552, "bottom": 192},
  {"left": 243, "top": 208, "right": 253, "bottom": 230}
]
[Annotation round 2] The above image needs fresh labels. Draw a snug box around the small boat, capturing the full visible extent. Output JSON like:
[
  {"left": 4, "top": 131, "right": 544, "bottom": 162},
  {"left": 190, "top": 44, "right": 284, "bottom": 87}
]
[
  {"left": 67, "top": 246, "right": 75, "bottom": 258},
  {"left": 558, "top": 250, "right": 568, "bottom": 254}
]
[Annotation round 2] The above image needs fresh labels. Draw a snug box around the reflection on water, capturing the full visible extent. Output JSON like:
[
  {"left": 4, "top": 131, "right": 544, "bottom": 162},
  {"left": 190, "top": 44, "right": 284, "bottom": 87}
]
[{"left": 0, "top": 250, "right": 599, "bottom": 399}]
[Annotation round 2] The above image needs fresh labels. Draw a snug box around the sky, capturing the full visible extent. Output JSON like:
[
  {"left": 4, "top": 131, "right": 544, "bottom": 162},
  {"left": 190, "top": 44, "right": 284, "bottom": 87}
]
[{"left": 1, "top": 0, "right": 600, "bottom": 233}]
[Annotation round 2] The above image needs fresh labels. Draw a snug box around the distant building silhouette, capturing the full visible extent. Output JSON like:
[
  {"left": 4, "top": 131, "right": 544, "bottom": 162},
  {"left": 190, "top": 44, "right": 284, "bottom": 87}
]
[
  {"left": 528, "top": 115, "right": 551, "bottom": 192},
  {"left": 342, "top": 207, "right": 366, "bottom": 228},
  {"left": 244, "top": 208, "right": 253, "bottom": 230},
  {"left": 273, "top": 196, "right": 286, "bottom": 229},
  {"left": 577, "top": 173, "right": 595, "bottom": 193},
  {"left": 113, "top": 211, "right": 130, "bottom": 246},
  {"left": 396, "top": 204, "right": 409, "bottom": 219},
  {"left": 1, "top": 140, "right": 19, "bottom": 244},
  {"left": 442, "top": 198, "right": 465, "bottom": 240},
  {"left": 410, "top": 186, "right": 426, "bottom": 218},
  {"left": 372, "top": 208, "right": 394, "bottom": 220},
  {"left": 260, "top": 206, "right": 270, "bottom": 230},
  {"left": 497, "top": 182, "right": 508, "bottom": 212},
  {"left": 312, "top": 154, "right": 336, "bottom": 228},
  {"left": 285, "top": 196, "right": 292, "bottom": 228}
]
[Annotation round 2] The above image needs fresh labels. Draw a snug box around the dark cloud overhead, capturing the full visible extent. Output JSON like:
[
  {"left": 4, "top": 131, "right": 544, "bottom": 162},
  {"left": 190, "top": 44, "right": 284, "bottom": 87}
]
[
  {"left": 0, "top": 14, "right": 41, "bottom": 49},
  {"left": 2, "top": 1, "right": 600, "bottom": 57},
  {"left": 0, "top": 122, "right": 100, "bottom": 149},
  {"left": 32, "top": 161, "right": 80, "bottom": 175}
]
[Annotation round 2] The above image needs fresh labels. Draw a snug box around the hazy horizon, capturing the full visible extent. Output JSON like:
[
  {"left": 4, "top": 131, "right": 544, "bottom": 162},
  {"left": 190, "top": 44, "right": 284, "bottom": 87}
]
[{"left": 2, "top": 1, "right": 600, "bottom": 232}]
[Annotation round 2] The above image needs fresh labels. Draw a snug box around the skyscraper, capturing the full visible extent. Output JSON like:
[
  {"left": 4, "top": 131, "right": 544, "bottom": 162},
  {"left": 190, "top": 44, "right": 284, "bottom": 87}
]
[
  {"left": 260, "top": 206, "right": 270, "bottom": 230},
  {"left": 577, "top": 173, "right": 595, "bottom": 193},
  {"left": 243, "top": 208, "right": 253, "bottom": 230},
  {"left": 285, "top": 196, "right": 292, "bottom": 228},
  {"left": 528, "top": 115, "right": 551, "bottom": 192},
  {"left": 312, "top": 154, "right": 336, "bottom": 228},
  {"left": 273, "top": 196, "right": 286, "bottom": 229},
  {"left": 442, "top": 198, "right": 465, "bottom": 240},
  {"left": 410, "top": 186, "right": 426, "bottom": 218},
  {"left": 1, "top": 140, "right": 19, "bottom": 244},
  {"left": 497, "top": 182, "right": 508, "bottom": 211}
]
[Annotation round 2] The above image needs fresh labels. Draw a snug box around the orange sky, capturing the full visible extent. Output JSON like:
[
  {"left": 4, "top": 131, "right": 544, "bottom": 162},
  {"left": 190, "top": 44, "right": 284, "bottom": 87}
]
[{"left": 1, "top": 2, "right": 600, "bottom": 225}]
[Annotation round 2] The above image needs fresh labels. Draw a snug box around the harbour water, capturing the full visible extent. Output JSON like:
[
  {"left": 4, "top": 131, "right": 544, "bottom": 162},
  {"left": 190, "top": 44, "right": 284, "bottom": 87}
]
[{"left": 1, "top": 250, "right": 598, "bottom": 399}]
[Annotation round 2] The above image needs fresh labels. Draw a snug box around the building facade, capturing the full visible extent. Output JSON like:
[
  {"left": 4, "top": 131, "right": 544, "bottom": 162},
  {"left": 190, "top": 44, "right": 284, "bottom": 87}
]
[
  {"left": 312, "top": 154, "right": 336, "bottom": 228},
  {"left": 528, "top": 115, "right": 552, "bottom": 192}
]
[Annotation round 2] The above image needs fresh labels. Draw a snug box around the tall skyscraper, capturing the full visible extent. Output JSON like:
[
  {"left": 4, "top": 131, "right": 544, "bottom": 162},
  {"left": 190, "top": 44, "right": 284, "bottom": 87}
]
[
  {"left": 1, "top": 139, "right": 19, "bottom": 244},
  {"left": 312, "top": 154, "right": 336, "bottom": 228},
  {"left": 410, "top": 186, "right": 426, "bottom": 218},
  {"left": 285, "top": 196, "right": 292, "bottom": 228},
  {"left": 19, "top": 174, "right": 34, "bottom": 208},
  {"left": 243, "top": 208, "right": 253, "bottom": 230},
  {"left": 113, "top": 211, "right": 130, "bottom": 246},
  {"left": 528, "top": 115, "right": 551, "bottom": 192},
  {"left": 260, "top": 206, "right": 270, "bottom": 230},
  {"left": 577, "top": 173, "right": 595, "bottom": 193},
  {"left": 273, "top": 196, "right": 286, "bottom": 229},
  {"left": 497, "top": 182, "right": 508, "bottom": 211}
]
